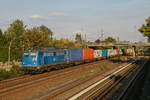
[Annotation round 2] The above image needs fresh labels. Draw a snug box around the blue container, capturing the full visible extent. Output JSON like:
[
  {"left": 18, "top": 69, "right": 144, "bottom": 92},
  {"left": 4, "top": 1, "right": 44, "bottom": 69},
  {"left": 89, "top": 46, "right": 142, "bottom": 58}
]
[
  {"left": 65, "top": 49, "right": 83, "bottom": 62},
  {"left": 102, "top": 50, "right": 108, "bottom": 57}
]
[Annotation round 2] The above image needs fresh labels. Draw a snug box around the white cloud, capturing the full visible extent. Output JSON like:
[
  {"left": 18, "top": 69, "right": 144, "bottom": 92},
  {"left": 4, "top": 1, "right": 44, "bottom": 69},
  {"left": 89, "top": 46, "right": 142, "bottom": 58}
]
[
  {"left": 51, "top": 12, "right": 69, "bottom": 17},
  {"left": 30, "top": 14, "right": 48, "bottom": 20}
]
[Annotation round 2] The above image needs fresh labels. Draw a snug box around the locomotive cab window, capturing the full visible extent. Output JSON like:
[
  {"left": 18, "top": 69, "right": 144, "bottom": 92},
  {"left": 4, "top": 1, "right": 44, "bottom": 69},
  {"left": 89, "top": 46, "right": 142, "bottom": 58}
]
[
  {"left": 30, "top": 52, "right": 37, "bottom": 57},
  {"left": 24, "top": 52, "right": 29, "bottom": 57}
]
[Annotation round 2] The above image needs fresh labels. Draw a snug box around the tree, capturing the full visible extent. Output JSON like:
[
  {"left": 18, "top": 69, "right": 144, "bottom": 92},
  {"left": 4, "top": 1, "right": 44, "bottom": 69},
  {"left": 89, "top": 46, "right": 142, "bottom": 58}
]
[
  {"left": 75, "top": 33, "right": 82, "bottom": 44},
  {"left": 105, "top": 37, "right": 116, "bottom": 43},
  {"left": 24, "top": 27, "right": 51, "bottom": 50},
  {"left": 95, "top": 39, "right": 101, "bottom": 43},
  {"left": 4, "top": 19, "right": 26, "bottom": 62},
  {"left": 5, "top": 19, "right": 26, "bottom": 40},
  {"left": 52, "top": 38, "right": 82, "bottom": 49},
  {"left": 0, "top": 29, "right": 2, "bottom": 37},
  {"left": 139, "top": 17, "right": 150, "bottom": 42},
  {"left": 0, "top": 29, "right": 3, "bottom": 44},
  {"left": 38, "top": 25, "right": 53, "bottom": 39}
]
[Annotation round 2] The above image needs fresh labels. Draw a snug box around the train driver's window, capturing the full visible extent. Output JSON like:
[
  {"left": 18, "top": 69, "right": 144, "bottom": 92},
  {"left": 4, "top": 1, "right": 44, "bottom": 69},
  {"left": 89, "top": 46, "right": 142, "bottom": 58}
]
[{"left": 24, "top": 52, "right": 29, "bottom": 57}]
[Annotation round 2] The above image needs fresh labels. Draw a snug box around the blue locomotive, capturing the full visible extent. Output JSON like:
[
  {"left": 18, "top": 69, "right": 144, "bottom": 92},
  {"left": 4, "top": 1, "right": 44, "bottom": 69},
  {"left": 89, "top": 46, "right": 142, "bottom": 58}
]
[{"left": 22, "top": 50, "right": 66, "bottom": 66}]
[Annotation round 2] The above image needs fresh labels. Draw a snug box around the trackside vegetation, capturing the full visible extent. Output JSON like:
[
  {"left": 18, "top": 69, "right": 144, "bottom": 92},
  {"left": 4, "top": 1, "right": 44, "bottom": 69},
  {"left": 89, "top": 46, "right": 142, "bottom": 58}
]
[
  {"left": 139, "top": 17, "right": 150, "bottom": 42},
  {"left": 0, "top": 65, "right": 24, "bottom": 81}
]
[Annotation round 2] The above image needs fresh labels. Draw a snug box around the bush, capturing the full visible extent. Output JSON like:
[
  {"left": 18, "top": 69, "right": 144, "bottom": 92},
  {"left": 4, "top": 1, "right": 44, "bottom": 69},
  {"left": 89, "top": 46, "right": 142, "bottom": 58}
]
[
  {"left": 0, "top": 69, "right": 11, "bottom": 80},
  {"left": 0, "top": 65, "right": 24, "bottom": 81}
]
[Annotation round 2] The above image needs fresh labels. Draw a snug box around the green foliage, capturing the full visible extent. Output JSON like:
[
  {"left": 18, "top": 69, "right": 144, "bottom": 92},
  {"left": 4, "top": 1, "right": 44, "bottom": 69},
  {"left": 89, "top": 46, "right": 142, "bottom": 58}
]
[
  {"left": 38, "top": 25, "right": 53, "bottom": 39},
  {"left": 0, "top": 19, "right": 26, "bottom": 62},
  {"left": 139, "top": 17, "right": 150, "bottom": 42},
  {"left": 105, "top": 37, "right": 116, "bottom": 43},
  {"left": 0, "top": 29, "right": 4, "bottom": 46},
  {"left": 0, "top": 48, "right": 8, "bottom": 62},
  {"left": 0, "top": 29, "right": 8, "bottom": 62},
  {"left": 0, "top": 69, "right": 11, "bottom": 80},
  {"left": 10, "top": 65, "right": 24, "bottom": 76},
  {"left": 75, "top": 33, "right": 82, "bottom": 44},
  {"left": 0, "top": 65, "right": 24, "bottom": 80},
  {"left": 24, "top": 27, "right": 52, "bottom": 50},
  {"left": 0, "top": 28, "right": 2, "bottom": 37},
  {"left": 5, "top": 19, "right": 26, "bottom": 40},
  {"left": 53, "top": 38, "right": 82, "bottom": 49},
  {"left": 99, "top": 65, "right": 109, "bottom": 71},
  {"left": 95, "top": 39, "right": 101, "bottom": 43}
]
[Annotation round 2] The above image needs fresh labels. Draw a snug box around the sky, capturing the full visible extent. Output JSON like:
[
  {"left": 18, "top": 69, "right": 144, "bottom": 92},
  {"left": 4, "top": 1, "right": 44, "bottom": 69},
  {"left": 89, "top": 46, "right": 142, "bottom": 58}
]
[{"left": 0, "top": 0, "right": 150, "bottom": 42}]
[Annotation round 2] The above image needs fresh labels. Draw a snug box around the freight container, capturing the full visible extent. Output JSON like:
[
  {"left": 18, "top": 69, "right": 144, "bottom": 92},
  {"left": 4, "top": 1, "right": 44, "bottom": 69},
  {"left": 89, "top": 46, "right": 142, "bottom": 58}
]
[
  {"left": 112, "top": 50, "right": 116, "bottom": 56},
  {"left": 119, "top": 49, "right": 123, "bottom": 55},
  {"left": 127, "top": 49, "right": 133, "bottom": 53},
  {"left": 102, "top": 50, "right": 108, "bottom": 57},
  {"left": 42, "top": 50, "right": 66, "bottom": 65},
  {"left": 108, "top": 49, "right": 114, "bottom": 56},
  {"left": 116, "top": 50, "right": 119, "bottom": 55},
  {"left": 83, "top": 49, "right": 94, "bottom": 60},
  {"left": 65, "top": 49, "right": 83, "bottom": 62},
  {"left": 94, "top": 50, "right": 102, "bottom": 58}
]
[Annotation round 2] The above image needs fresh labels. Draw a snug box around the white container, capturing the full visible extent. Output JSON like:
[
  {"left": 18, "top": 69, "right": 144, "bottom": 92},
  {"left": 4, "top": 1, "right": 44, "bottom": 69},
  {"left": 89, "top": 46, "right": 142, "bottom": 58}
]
[
  {"left": 119, "top": 49, "right": 123, "bottom": 55},
  {"left": 94, "top": 50, "right": 102, "bottom": 58},
  {"left": 112, "top": 50, "right": 117, "bottom": 56},
  {"left": 108, "top": 49, "right": 114, "bottom": 56}
]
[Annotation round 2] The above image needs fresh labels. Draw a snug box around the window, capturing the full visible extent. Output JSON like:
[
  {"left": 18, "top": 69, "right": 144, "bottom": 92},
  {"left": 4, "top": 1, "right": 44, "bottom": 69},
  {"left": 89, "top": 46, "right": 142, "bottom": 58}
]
[
  {"left": 31, "top": 52, "right": 37, "bottom": 57},
  {"left": 44, "top": 53, "right": 53, "bottom": 56},
  {"left": 56, "top": 51, "right": 65, "bottom": 56},
  {"left": 24, "top": 52, "right": 29, "bottom": 57}
]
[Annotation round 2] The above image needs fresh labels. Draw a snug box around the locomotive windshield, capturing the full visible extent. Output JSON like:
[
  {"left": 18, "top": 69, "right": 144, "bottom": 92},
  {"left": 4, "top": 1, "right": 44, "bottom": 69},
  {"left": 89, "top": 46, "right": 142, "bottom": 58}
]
[
  {"left": 30, "top": 52, "right": 37, "bottom": 56},
  {"left": 24, "top": 52, "right": 29, "bottom": 57}
]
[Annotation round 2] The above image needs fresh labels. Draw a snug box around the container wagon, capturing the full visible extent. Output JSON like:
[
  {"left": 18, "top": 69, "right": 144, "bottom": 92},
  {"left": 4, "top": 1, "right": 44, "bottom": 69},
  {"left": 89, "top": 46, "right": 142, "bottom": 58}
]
[
  {"left": 102, "top": 50, "right": 108, "bottom": 58},
  {"left": 83, "top": 49, "right": 94, "bottom": 62},
  {"left": 94, "top": 50, "right": 102, "bottom": 60},
  {"left": 65, "top": 49, "right": 83, "bottom": 65}
]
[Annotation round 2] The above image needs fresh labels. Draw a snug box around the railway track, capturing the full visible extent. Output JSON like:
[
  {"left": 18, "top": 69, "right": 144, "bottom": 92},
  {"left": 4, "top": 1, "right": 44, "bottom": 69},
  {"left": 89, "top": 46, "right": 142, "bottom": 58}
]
[
  {"left": 38, "top": 58, "right": 145, "bottom": 100},
  {"left": 0, "top": 59, "right": 116, "bottom": 97},
  {"left": 0, "top": 56, "right": 145, "bottom": 100},
  {"left": 36, "top": 59, "right": 140, "bottom": 100},
  {"left": 116, "top": 59, "right": 148, "bottom": 100},
  {"left": 68, "top": 60, "right": 138, "bottom": 100},
  {"left": 92, "top": 58, "right": 148, "bottom": 100},
  {"left": 0, "top": 65, "right": 86, "bottom": 95}
]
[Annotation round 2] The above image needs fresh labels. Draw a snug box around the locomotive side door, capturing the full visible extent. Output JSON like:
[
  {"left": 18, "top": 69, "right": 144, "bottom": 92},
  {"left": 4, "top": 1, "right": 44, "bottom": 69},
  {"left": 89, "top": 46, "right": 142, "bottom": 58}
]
[
  {"left": 40, "top": 52, "right": 44, "bottom": 65},
  {"left": 64, "top": 49, "right": 69, "bottom": 62}
]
